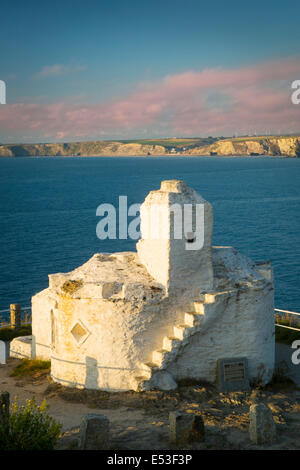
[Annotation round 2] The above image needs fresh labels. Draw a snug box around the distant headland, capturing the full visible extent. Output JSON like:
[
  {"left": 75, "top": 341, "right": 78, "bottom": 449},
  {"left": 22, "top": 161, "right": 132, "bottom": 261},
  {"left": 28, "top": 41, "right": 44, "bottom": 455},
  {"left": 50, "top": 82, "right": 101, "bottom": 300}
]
[{"left": 0, "top": 135, "right": 299, "bottom": 158}]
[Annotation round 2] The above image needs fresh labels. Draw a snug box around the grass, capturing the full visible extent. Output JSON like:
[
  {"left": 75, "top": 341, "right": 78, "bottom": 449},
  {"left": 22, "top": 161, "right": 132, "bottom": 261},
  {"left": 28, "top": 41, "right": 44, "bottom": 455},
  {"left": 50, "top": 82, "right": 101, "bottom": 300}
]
[
  {"left": 263, "top": 361, "right": 295, "bottom": 392},
  {"left": 10, "top": 359, "right": 51, "bottom": 378},
  {"left": 61, "top": 279, "right": 82, "bottom": 294},
  {"left": 275, "top": 312, "right": 300, "bottom": 345},
  {"left": 275, "top": 326, "right": 300, "bottom": 345},
  {"left": 226, "top": 134, "right": 300, "bottom": 142},
  {"left": 0, "top": 325, "right": 31, "bottom": 342},
  {"left": 118, "top": 137, "right": 217, "bottom": 149}
]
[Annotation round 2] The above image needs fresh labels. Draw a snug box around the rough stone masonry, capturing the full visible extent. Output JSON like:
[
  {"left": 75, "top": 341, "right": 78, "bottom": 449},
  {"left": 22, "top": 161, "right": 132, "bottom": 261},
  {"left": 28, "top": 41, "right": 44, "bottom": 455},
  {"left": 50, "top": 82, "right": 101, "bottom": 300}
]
[{"left": 14, "top": 180, "right": 275, "bottom": 391}]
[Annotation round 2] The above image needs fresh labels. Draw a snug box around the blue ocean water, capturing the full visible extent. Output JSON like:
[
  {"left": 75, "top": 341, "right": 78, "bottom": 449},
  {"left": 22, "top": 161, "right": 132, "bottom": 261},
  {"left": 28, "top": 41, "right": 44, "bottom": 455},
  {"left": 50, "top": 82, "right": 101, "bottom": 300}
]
[{"left": 0, "top": 156, "right": 299, "bottom": 319}]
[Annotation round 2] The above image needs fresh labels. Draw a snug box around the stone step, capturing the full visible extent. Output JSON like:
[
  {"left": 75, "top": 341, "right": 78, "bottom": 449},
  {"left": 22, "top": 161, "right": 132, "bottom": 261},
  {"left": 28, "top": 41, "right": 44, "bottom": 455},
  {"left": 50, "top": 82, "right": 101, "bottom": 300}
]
[
  {"left": 163, "top": 336, "right": 181, "bottom": 351},
  {"left": 173, "top": 324, "right": 191, "bottom": 340},
  {"left": 193, "top": 302, "right": 205, "bottom": 314},
  {"left": 145, "top": 361, "right": 159, "bottom": 370},
  {"left": 204, "top": 290, "right": 233, "bottom": 304},
  {"left": 204, "top": 293, "right": 216, "bottom": 304},
  {"left": 138, "top": 363, "right": 155, "bottom": 379},
  {"left": 134, "top": 294, "right": 211, "bottom": 391},
  {"left": 184, "top": 312, "right": 199, "bottom": 327},
  {"left": 152, "top": 349, "right": 169, "bottom": 367},
  {"left": 135, "top": 294, "right": 217, "bottom": 391}
]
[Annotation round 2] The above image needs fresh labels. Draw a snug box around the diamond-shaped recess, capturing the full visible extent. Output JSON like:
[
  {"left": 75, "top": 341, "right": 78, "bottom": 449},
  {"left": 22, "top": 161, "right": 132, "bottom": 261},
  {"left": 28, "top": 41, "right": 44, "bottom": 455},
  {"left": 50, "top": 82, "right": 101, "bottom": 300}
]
[{"left": 70, "top": 320, "right": 90, "bottom": 346}]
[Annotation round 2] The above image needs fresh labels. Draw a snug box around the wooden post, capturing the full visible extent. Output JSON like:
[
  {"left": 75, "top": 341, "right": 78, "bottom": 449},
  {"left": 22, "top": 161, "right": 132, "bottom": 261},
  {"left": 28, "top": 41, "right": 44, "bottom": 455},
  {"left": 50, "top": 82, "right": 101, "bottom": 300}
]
[
  {"left": 0, "top": 391, "right": 10, "bottom": 433},
  {"left": 10, "top": 304, "right": 21, "bottom": 330}
]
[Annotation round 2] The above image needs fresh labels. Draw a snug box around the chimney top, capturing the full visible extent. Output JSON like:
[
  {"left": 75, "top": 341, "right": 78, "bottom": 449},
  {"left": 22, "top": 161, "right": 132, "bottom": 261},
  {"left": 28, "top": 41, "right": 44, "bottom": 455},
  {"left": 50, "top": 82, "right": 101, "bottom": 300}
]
[{"left": 160, "top": 180, "right": 188, "bottom": 193}]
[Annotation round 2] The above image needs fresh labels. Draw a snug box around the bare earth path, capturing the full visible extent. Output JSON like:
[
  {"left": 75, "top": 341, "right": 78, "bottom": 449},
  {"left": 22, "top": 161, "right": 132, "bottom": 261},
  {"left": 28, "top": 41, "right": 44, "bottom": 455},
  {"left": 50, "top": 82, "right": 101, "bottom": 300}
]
[{"left": 1, "top": 356, "right": 300, "bottom": 450}]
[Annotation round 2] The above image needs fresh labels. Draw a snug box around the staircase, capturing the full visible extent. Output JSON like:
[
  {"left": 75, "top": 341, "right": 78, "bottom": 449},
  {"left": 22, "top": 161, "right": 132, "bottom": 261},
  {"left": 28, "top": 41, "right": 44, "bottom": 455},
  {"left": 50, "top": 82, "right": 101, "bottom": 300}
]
[{"left": 132, "top": 291, "right": 230, "bottom": 391}]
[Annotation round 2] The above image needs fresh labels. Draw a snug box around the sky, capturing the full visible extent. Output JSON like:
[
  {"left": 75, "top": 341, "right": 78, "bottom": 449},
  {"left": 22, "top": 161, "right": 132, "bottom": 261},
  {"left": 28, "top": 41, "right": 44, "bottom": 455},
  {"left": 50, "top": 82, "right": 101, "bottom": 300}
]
[{"left": 0, "top": 0, "right": 300, "bottom": 143}]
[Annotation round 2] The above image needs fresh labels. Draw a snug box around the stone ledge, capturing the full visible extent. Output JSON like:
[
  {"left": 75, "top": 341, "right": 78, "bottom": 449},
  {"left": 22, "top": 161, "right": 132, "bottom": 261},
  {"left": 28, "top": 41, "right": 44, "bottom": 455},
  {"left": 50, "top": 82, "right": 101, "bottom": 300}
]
[{"left": 10, "top": 335, "right": 32, "bottom": 359}]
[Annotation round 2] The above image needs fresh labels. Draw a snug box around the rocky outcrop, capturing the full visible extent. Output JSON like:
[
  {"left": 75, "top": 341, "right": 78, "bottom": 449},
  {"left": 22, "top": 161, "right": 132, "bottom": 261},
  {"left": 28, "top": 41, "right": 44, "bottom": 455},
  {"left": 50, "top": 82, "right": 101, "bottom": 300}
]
[
  {"left": 185, "top": 137, "right": 300, "bottom": 157},
  {"left": 0, "top": 141, "right": 166, "bottom": 157}
]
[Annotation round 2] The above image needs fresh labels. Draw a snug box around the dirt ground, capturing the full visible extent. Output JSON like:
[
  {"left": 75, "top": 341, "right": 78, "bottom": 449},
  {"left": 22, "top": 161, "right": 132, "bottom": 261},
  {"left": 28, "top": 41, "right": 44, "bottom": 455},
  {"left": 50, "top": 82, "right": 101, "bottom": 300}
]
[{"left": 1, "top": 358, "right": 300, "bottom": 450}]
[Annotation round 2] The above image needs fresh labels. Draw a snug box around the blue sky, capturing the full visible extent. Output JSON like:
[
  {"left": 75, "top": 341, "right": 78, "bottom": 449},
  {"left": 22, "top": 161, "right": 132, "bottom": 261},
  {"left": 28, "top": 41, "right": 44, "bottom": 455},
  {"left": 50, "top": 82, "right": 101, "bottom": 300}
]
[{"left": 1, "top": 0, "right": 300, "bottom": 142}]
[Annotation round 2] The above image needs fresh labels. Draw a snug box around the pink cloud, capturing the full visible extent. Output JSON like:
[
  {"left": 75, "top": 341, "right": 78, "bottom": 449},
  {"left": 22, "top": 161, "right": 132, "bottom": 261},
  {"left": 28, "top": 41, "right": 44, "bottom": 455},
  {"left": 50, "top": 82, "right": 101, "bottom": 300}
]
[{"left": 1, "top": 57, "right": 300, "bottom": 141}]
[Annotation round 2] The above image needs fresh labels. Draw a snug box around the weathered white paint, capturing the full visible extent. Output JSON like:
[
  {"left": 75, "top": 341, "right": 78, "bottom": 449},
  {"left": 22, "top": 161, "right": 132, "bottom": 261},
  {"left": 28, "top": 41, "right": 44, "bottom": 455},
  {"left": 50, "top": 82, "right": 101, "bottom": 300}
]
[
  {"left": 137, "top": 180, "right": 214, "bottom": 295},
  {"left": 29, "top": 180, "right": 275, "bottom": 391},
  {"left": 31, "top": 288, "right": 55, "bottom": 360},
  {"left": 10, "top": 335, "right": 32, "bottom": 359},
  {"left": 0, "top": 340, "right": 6, "bottom": 364}
]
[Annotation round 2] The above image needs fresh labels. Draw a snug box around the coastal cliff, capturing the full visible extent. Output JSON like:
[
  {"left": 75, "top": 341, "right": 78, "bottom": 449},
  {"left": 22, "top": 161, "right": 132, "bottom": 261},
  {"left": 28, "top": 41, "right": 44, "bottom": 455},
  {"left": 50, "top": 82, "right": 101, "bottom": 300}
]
[
  {"left": 185, "top": 136, "right": 300, "bottom": 157},
  {"left": 0, "top": 141, "right": 166, "bottom": 157},
  {"left": 0, "top": 136, "right": 299, "bottom": 157}
]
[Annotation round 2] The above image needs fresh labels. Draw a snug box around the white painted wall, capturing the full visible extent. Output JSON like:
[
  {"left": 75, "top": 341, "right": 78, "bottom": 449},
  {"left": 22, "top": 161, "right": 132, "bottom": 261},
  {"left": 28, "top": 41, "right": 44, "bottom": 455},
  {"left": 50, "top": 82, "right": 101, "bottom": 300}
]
[
  {"left": 0, "top": 340, "right": 6, "bottom": 364},
  {"left": 30, "top": 181, "right": 275, "bottom": 391},
  {"left": 137, "top": 180, "right": 214, "bottom": 295}
]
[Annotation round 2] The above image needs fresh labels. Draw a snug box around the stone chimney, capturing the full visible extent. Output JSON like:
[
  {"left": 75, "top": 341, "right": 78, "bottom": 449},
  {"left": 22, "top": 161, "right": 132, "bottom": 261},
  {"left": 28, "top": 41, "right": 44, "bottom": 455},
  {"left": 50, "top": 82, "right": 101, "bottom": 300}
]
[{"left": 137, "top": 180, "right": 214, "bottom": 295}]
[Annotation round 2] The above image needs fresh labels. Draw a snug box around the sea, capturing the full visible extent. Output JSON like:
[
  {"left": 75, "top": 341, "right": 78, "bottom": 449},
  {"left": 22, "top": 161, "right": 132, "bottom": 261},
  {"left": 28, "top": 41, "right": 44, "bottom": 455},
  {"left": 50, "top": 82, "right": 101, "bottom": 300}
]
[{"left": 0, "top": 156, "right": 299, "bottom": 320}]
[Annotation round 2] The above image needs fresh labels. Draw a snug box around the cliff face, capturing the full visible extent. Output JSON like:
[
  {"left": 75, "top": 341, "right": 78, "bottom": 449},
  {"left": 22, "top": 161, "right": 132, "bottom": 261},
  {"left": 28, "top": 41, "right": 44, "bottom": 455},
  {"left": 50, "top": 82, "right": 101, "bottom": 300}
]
[
  {"left": 0, "top": 141, "right": 166, "bottom": 157},
  {"left": 185, "top": 137, "right": 300, "bottom": 157},
  {"left": 0, "top": 136, "right": 299, "bottom": 157}
]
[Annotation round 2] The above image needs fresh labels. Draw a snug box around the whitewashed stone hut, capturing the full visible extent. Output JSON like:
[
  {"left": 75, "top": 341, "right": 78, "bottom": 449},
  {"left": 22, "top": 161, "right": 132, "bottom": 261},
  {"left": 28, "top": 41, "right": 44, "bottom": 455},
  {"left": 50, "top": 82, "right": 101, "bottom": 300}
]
[{"left": 28, "top": 180, "right": 274, "bottom": 391}]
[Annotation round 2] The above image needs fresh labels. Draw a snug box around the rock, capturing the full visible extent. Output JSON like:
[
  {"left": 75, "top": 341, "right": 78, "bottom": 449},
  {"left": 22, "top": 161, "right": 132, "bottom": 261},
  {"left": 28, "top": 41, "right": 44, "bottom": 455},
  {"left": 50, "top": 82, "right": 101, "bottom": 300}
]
[
  {"left": 249, "top": 404, "right": 276, "bottom": 444},
  {"left": 169, "top": 411, "right": 205, "bottom": 445},
  {"left": 78, "top": 414, "right": 110, "bottom": 450},
  {"left": 10, "top": 335, "right": 32, "bottom": 359},
  {"left": 190, "top": 415, "right": 205, "bottom": 442},
  {"left": 149, "top": 371, "right": 177, "bottom": 391},
  {"left": 0, "top": 391, "right": 10, "bottom": 432},
  {"left": 169, "top": 412, "right": 195, "bottom": 445}
]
